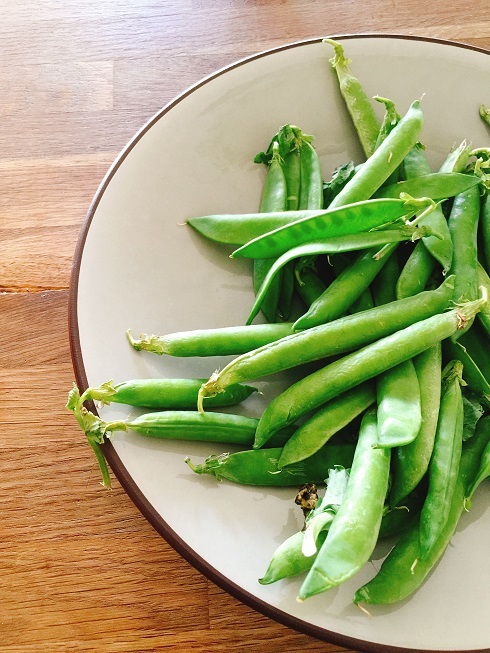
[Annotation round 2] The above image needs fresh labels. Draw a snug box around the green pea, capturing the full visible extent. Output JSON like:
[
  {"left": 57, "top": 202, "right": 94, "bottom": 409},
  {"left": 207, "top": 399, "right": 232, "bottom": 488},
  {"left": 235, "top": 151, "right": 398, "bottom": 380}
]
[{"left": 298, "top": 409, "right": 390, "bottom": 600}]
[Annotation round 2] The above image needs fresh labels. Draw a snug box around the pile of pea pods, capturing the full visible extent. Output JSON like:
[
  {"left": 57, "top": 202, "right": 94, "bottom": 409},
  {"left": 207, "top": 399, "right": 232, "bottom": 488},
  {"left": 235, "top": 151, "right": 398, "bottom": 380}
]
[{"left": 68, "top": 39, "right": 490, "bottom": 607}]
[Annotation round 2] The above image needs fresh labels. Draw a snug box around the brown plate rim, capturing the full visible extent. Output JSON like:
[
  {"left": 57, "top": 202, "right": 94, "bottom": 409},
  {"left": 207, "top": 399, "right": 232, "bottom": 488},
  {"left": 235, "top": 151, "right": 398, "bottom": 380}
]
[{"left": 68, "top": 33, "right": 490, "bottom": 653}]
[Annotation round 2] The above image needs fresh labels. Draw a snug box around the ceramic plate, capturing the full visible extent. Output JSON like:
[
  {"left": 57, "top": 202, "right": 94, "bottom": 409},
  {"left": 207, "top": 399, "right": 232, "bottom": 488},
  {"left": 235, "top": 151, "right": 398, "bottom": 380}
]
[{"left": 70, "top": 35, "right": 490, "bottom": 652}]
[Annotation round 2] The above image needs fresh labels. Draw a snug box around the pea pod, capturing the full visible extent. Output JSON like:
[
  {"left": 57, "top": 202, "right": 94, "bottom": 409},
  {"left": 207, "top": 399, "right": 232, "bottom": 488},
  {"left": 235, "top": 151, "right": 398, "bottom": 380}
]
[
  {"left": 293, "top": 243, "right": 398, "bottom": 329},
  {"left": 476, "top": 261, "right": 490, "bottom": 338},
  {"left": 199, "top": 277, "right": 455, "bottom": 408},
  {"left": 185, "top": 442, "right": 355, "bottom": 487},
  {"left": 390, "top": 344, "right": 442, "bottom": 507},
  {"left": 375, "top": 359, "right": 422, "bottom": 449},
  {"left": 372, "top": 249, "right": 422, "bottom": 451},
  {"left": 400, "top": 147, "right": 453, "bottom": 273},
  {"left": 448, "top": 184, "right": 481, "bottom": 336},
  {"left": 354, "top": 414, "right": 490, "bottom": 606},
  {"left": 231, "top": 197, "right": 420, "bottom": 260},
  {"left": 327, "top": 101, "right": 423, "bottom": 209},
  {"left": 298, "top": 409, "right": 391, "bottom": 600},
  {"left": 374, "top": 172, "right": 479, "bottom": 201},
  {"left": 396, "top": 241, "right": 436, "bottom": 299},
  {"left": 259, "top": 484, "right": 421, "bottom": 586},
  {"left": 186, "top": 211, "right": 302, "bottom": 246},
  {"left": 80, "top": 378, "right": 257, "bottom": 410},
  {"left": 298, "top": 139, "right": 324, "bottom": 210},
  {"left": 323, "top": 38, "right": 380, "bottom": 158},
  {"left": 419, "top": 360, "right": 464, "bottom": 559},
  {"left": 127, "top": 322, "right": 294, "bottom": 357},
  {"left": 277, "top": 382, "right": 375, "bottom": 468},
  {"left": 253, "top": 140, "right": 289, "bottom": 322},
  {"left": 245, "top": 223, "right": 434, "bottom": 325},
  {"left": 253, "top": 295, "right": 486, "bottom": 449},
  {"left": 465, "top": 440, "right": 490, "bottom": 501},
  {"left": 480, "top": 192, "right": 490, "bottom": 273}
]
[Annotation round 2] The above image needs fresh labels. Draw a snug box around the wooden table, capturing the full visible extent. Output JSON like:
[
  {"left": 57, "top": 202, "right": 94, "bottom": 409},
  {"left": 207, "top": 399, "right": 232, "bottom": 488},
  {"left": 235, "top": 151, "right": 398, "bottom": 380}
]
[{"left": 2, "top": 2, "right": 489, "bottom": 651}]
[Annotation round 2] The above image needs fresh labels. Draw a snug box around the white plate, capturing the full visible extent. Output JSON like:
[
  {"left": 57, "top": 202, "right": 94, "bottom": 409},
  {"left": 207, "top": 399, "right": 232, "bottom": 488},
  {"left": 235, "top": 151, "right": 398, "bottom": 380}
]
[{"left": 70, "top": 35, "right": 490, "bottom": 652}]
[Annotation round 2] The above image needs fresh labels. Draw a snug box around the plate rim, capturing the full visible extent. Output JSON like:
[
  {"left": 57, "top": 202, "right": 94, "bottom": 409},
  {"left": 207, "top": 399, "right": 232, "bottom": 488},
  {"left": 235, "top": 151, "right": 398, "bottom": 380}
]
[{"left": 68, "top": 33, "right": 490, "bottom": 653}]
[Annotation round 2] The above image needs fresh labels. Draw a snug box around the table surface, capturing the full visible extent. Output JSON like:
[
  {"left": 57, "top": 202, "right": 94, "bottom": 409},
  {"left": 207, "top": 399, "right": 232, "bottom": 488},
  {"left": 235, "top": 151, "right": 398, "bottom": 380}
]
[{"left": 2, "top": 2, "right": 490, "bottom": 651}]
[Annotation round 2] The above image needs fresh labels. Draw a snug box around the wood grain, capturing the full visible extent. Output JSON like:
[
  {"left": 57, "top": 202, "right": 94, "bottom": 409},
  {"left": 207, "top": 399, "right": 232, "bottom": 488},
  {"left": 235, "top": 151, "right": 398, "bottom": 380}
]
[{"left": 1, "top": 2, "right": 489, "bottom": 651}]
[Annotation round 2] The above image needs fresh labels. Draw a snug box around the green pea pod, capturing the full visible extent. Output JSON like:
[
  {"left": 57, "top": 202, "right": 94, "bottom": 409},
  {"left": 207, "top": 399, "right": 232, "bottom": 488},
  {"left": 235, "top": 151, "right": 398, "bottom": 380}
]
[
  {"left": 127, "top": 322, "right": 294, "bottom": 357},
  {"left": 284, "top": 147, "right": 301, "bottom": 211},
  {"left": 371, "top": 250, "right": 399, "bottom": 306},
  {"left": 480, "top": 192, "right": 490, "bottom": 273},
  {"left": 185, "top": 442, "right": 355, "bottom": 487},
  {"left": 231, "top": 197, "right": 421, "bottom": 260},
  {"left": 465, "top": 440, "right": 490, "bottom": 501},
  {"left": 294, "top": 266, "right": 327, "bottom": 307},
  {"left": 186, "top": 212, "right": 301, "bottom": 246},
  {"left": 253, "top": 295, "right": 486, "bottom": 449},
  {"left": 259, "top": 530, "right": 325, "bottom": 584},
  {"left": 448, "top": 184, "right": 481, "bottom": 335},
  {"left": 199, "top": 277, "right": 455, "bottom": 407},
  {"left": 419, "top": 361, "right": 464, "bottom": 560},
  {"left": 443, "top": 336, "right": 490, "bottom": 403},
  {"left": 395, "top": 143, "right": 470, "bottom": 298},
  {"left": 396, "top": 240, "right": 436, "bottom": 299},
  {"left": 374, "top": 172, "right": 479, "bottom": 201},
  {"left": 254, "top": 140, "right": 289, "bottom": 322},
  {"left": 375, "top": 359, "right": 422, "bottom": 449},
  {"left": 400, "top": 147, "right": 453, "bottom": 273},
  {"left": 246, "top": 225, "right": 433, "bottom": 325},
  {"left": 323, "top": 39, "right": 380, "bottom": 158},
  {"left": 390, "top": 344, "right": 442, "bottom": 507},
  {"left": 82, "top": 378, "right": 257, "bottom": 410},
  {"left": 298, "top": 409, "right": 391, "bottom": 599},
  {"left": 293, "top": 243, "right": 398, "bottom": 329},
  {"left": 278, "top": 382, "right": 376, "bottom": 468},
  {"left": 298, "top": 139, "right": 324, "bottom": 210},
  {"left": 476, "top": 261, "right": 490, "bottom": 338},
  {"left": 328, "top": 101, "right": 423, "bottom": 209},
  {"left": 259, "top": 484, "right": 421, "bottom": 586},
  {"left": 354, "top": 414, "right": 490, "bottom": 606}
]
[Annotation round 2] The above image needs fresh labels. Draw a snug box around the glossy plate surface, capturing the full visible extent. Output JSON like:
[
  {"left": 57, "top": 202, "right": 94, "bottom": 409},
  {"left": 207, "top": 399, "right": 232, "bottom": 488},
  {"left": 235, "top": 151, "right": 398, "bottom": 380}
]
[{"left": 70, "top": 35, "right": 490, "bottom": 652}]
